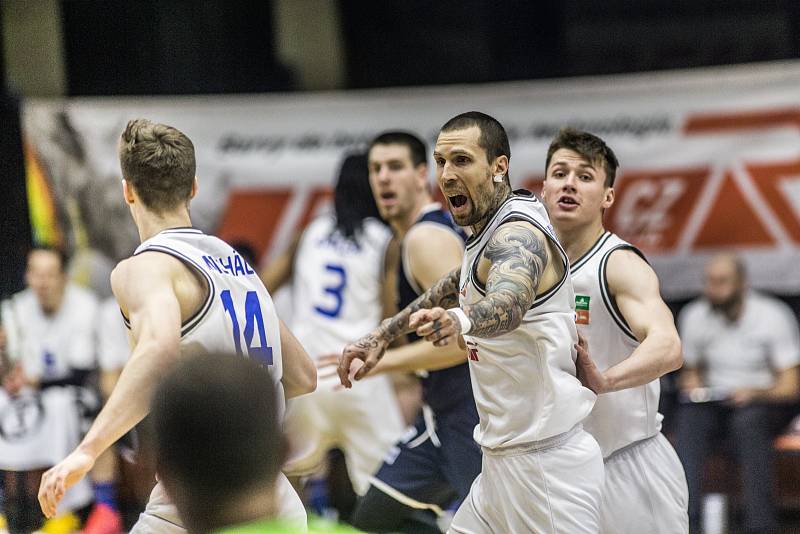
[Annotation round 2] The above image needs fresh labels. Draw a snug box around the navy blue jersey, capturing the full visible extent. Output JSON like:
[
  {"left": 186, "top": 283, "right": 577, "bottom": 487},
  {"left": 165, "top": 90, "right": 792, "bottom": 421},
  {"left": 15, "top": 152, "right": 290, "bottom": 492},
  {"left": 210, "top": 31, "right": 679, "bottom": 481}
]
[{"left": 398, "top": 204, "right": 476, "bottom": 416}]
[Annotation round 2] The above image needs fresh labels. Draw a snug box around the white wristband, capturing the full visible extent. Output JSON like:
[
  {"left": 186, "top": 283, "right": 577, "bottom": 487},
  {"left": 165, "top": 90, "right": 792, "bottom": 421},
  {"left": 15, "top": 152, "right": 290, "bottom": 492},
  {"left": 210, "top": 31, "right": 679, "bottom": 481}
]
[{"left": 448, "top": 307, "right": 472, "bottom": 335}]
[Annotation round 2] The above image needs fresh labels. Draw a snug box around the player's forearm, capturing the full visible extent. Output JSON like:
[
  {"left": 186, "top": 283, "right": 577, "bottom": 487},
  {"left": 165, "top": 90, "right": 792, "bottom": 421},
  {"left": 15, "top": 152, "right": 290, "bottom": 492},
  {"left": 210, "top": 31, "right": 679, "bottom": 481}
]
[
  {"left": 282, "top": 356, "right": 317, "bottom": 399},
  {"left": 460, "top": 289, "right": 528, "bottom": 339},
  {"left": 603, "top": 330, "right": 682, "bottom": 392},
  {"left": 78, "top": 340, "right": 178, "bottom": 459},
  {"left": 373, "top": 340, "right": 466, "bottom": 375},
  {"left": 378, "top": 268, "right": 461, "bottom": 343},
  {"left": 279, "top": 320, "right": 317, "bottom": 399}
]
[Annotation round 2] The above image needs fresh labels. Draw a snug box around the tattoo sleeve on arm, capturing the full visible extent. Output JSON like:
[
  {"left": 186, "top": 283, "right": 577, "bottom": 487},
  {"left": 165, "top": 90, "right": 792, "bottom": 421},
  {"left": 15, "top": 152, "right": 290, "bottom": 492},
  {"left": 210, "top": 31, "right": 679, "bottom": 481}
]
[
  {"left": 463, "top": 223, "right": 547, "bottom": 338},
  {"left": 378, "top": 267, "right": 461, "bottom": 341}
]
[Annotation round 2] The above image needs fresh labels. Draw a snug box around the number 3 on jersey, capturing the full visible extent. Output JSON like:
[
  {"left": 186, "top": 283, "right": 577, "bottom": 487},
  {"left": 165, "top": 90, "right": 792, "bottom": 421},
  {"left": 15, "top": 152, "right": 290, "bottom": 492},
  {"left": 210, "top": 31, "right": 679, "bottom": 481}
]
[
  {"left": 220, "top": 289, "right": 274, "bottom": 365},
  {"left": 314, "top": 263, "right": 347, "bottom": 318}
]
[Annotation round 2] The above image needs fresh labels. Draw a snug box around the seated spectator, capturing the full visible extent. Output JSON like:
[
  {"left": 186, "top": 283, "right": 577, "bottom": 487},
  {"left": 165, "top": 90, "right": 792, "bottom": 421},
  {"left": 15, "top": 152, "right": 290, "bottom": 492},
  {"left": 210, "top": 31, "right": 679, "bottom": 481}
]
[
  {"left": 676, "top": 253, "right": 800, "bottom": 534},
  {"left": 0, "top": 246, "right": 103, "bottom": 533},
  {"left": 152, "top": 352, "right": 361, "bottom": 534}
]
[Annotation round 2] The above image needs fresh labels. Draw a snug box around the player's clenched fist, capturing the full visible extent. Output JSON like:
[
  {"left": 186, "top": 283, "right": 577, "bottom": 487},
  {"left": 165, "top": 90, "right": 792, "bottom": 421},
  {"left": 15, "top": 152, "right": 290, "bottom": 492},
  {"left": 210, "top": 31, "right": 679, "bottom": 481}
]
[
  {"left": 38, "top": 449, "right": 95, "bottom": 518},
  {"left": 410, "top": 307, "right": 460, "bottom": 347},
  {"left": 339, "top": 331, "right": 389, "bottom": 388}
]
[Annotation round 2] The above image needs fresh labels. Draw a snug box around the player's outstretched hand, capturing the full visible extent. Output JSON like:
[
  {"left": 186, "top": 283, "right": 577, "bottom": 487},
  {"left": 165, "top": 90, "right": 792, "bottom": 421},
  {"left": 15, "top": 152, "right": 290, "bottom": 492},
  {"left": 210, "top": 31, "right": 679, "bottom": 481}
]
[
  {"left": 38, "top": 449, "right": 95, "bottom": 518},
  {"left": 411, "top": 307, "right": 460, "bottom": 347},
  {"left": 339, "top": 332, "right": 389, "bottom": 388},
  {"left": 574, "top": 332, "right": 609, "bottom": 394}
]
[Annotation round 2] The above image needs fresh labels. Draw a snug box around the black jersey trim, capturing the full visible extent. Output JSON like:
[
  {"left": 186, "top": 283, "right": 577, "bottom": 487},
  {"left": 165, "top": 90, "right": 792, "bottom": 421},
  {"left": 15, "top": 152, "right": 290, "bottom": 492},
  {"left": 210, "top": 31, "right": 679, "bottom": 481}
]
[
  {"left": 465, "top": 190, "right": 539, "bottom": 250},
  {"left": 598, "top": 244, "right": 647, "bottom": 341},
  {"left": 134, "top": 244, "right": 216, "bottom": 338},
  {"left": 570, "top": 232, "right": 612, "bottom": 274}
]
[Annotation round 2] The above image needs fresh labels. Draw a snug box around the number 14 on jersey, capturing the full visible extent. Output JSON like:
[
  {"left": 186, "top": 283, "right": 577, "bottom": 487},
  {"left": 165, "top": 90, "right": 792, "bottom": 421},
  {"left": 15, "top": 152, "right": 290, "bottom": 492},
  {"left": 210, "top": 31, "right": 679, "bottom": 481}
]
[{"left": 220, "top": 289, "right": 274, "bottom": 366}]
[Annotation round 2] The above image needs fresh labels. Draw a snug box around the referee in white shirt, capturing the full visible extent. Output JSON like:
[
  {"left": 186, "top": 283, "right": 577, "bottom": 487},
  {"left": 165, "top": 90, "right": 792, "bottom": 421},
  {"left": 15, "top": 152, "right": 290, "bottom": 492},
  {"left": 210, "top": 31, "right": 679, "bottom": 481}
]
[{"left": 676, "top": 253, "right": 800, "bottom": 534}]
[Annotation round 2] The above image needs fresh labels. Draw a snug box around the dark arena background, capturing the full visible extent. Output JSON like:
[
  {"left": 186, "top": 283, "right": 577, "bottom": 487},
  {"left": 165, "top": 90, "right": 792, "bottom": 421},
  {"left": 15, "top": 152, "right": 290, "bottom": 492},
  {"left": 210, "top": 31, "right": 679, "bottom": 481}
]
[{"left": 1, "top": 1, "right": 800, "bottom": 533}]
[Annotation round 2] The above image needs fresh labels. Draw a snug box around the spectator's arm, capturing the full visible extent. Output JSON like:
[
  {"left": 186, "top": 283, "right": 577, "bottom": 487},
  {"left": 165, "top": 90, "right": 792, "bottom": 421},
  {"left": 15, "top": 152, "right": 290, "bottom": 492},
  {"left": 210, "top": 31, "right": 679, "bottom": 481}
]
[
  {"left": 678, "top": 367, "right": 704, "bottom": 391},
  {"left": 676, "top": 301, "right": 706, "bottom": 391},
  {"left": 758, "top": 365, "right": 799, "bottom": 403}
]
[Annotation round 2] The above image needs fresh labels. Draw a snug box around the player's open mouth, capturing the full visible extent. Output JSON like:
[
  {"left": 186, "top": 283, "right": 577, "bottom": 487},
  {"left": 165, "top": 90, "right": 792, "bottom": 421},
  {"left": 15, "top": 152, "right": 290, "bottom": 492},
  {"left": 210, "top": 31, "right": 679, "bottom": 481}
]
[
  {"left": 379, "top": 191, "right": 397, "bottom": 205},
  {"left": 557, "top": 195, "right": 579, "bottom": 210},
  {"left": 449, "top": 194, "right": 468, "bottom": 208}
]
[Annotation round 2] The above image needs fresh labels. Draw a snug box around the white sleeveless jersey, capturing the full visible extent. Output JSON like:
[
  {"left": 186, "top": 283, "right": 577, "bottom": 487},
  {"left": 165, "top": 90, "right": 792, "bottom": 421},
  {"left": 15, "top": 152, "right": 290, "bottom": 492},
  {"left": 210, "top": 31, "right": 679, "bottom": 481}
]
[
  {"left": 459, "top": 192, "right": 596, "bottom": 449},
  {"left": 131, "top": 228, "right": 285, "bottom": 417},
  {"left": 290, "top": 216, "right": 391, "bottom": 374},
  {"left": 2, "top": 284, "right": 98, "bottom": 382},
  {"left": 571, "top": 232, "right": 661, "bottom": 458}
]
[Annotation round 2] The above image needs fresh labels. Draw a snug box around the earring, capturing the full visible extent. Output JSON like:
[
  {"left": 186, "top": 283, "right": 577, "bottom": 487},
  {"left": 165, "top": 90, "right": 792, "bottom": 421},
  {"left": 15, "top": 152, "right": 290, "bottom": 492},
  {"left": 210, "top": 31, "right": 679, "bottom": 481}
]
[{"left": 493, "top": 174, "right": 504, "bottom": 183}]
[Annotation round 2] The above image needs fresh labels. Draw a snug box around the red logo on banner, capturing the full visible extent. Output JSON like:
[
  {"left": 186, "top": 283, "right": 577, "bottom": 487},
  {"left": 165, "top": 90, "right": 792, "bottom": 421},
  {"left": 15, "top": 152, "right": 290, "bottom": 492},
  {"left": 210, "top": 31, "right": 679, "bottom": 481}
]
[
  {"left": 692, "top": 171, "right": 774, "bottom": 248},
  {"left": 747, "top": 160, "right": 800, "bottom": 244},
  {"left": 607, "top": 167, "right": 709, "bottom": 252}
]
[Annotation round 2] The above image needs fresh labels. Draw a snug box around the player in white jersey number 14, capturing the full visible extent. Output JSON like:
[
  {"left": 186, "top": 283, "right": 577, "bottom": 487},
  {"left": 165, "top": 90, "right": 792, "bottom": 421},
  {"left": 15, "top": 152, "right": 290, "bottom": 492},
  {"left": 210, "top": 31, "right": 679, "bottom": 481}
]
[{"left": 37, "top": 119, "right": 317, "bottom": 532}]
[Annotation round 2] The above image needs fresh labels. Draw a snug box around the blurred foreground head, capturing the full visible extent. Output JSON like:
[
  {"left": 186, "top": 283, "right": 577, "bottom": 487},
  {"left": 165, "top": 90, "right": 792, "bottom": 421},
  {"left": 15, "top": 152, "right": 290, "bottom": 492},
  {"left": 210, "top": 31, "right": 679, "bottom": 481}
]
[{"left": 151, "top": 352, "right": 285, "bottom": 533}]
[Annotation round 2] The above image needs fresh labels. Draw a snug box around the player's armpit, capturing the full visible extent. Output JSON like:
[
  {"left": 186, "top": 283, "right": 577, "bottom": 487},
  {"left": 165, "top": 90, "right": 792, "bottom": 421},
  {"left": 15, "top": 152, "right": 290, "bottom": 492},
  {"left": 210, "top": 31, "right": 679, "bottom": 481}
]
[
  {"left": 602, "top": 249, "right": 682, "bottom": 391},
  {"left": 464, "top": 222, "right": 547, "bottom": 338},
  {"left": 112, "top": 255, "right": 183, "bottom": 355}
]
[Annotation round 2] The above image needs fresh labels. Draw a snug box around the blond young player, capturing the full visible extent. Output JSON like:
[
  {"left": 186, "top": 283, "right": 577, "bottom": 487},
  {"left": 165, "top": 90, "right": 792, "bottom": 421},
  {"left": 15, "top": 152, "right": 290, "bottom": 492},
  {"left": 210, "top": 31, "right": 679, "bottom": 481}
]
[
  {"left": 37, "top": 119, "right": 317, "bottom": 533},
  {"left": 540, "top": 128, "right": 688, "bottom": 533}
]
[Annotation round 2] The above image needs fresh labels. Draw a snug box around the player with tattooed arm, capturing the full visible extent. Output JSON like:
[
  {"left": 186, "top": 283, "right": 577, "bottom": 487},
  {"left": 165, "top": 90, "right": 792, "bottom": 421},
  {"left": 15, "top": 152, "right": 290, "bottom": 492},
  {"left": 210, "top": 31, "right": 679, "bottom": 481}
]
[{"left": 340, "top": 112, "right": 603, "bottom": 533}]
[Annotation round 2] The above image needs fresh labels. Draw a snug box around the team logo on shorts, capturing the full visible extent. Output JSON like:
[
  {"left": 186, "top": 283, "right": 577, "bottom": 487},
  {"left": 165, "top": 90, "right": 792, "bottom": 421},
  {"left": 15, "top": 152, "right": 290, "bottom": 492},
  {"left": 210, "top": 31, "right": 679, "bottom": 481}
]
[{"left": 575, "top": 295, "right": 590, "bottom": 325}]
